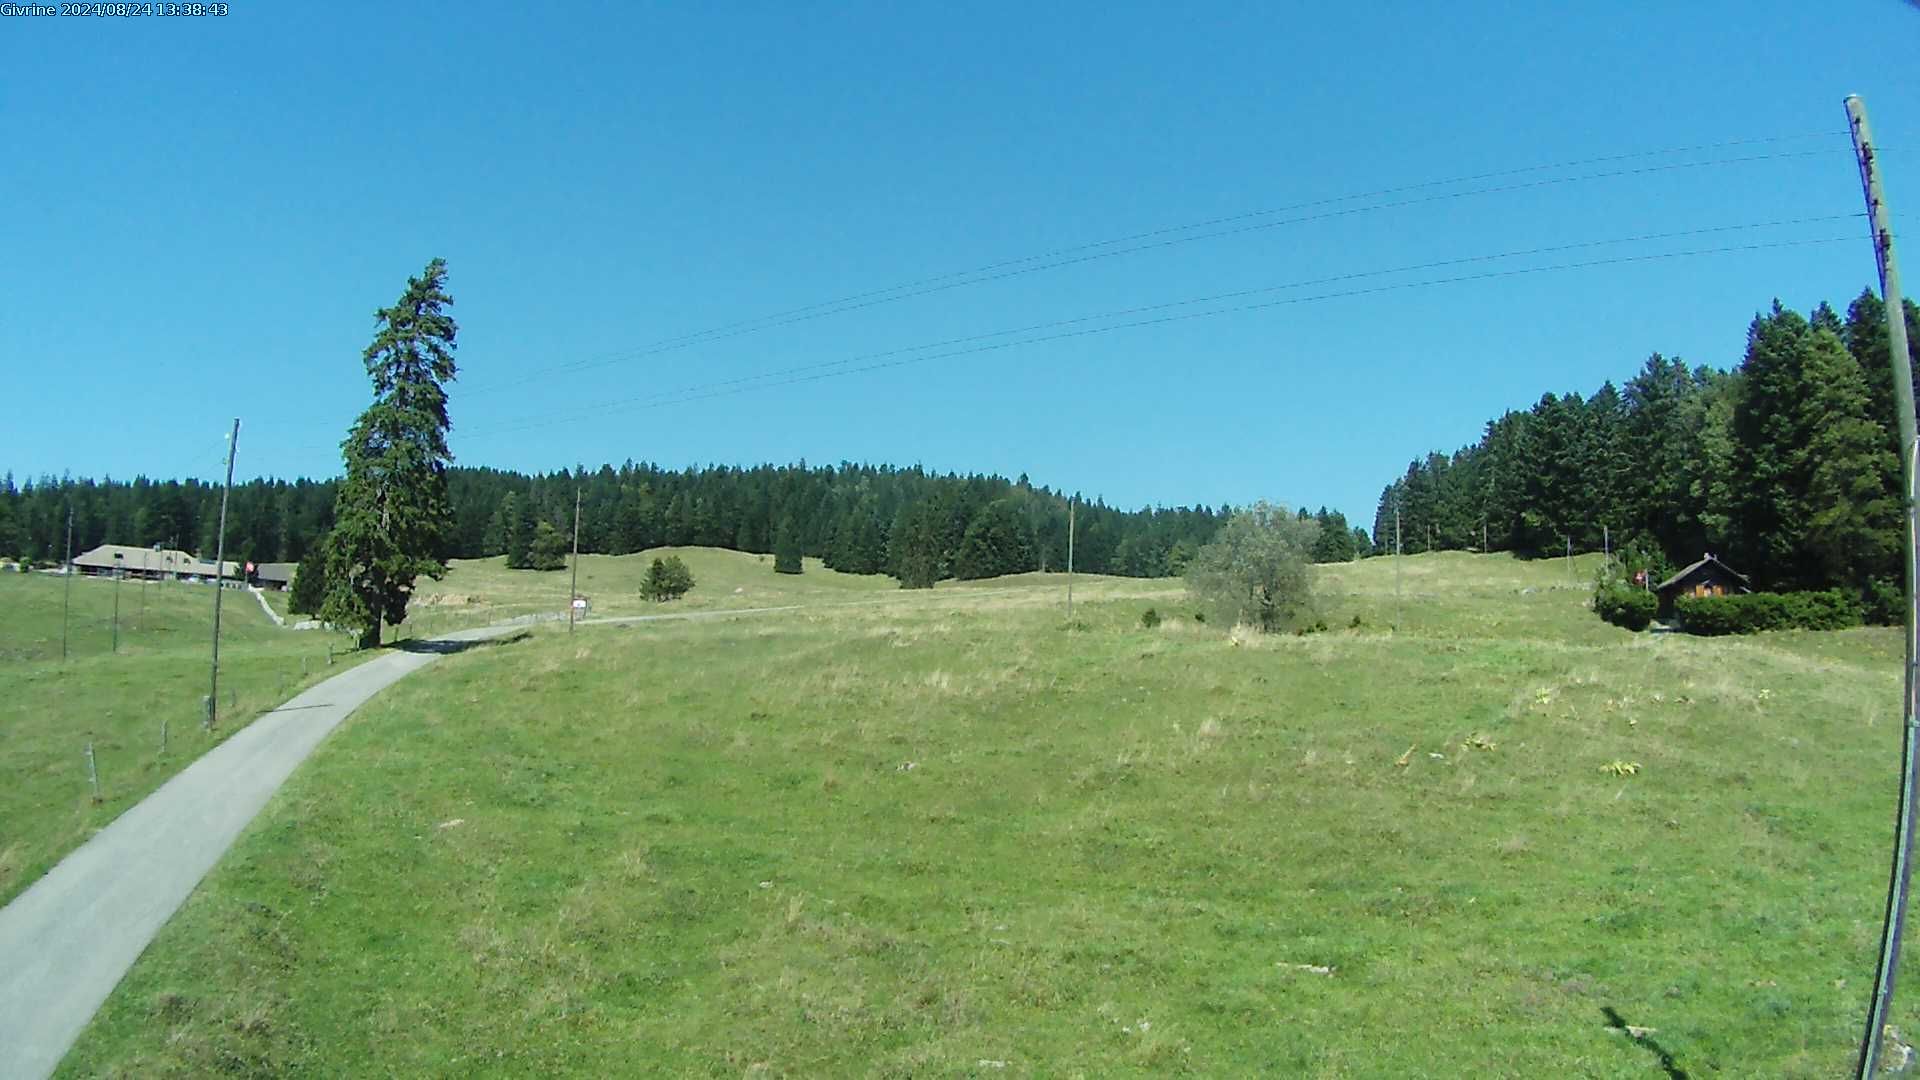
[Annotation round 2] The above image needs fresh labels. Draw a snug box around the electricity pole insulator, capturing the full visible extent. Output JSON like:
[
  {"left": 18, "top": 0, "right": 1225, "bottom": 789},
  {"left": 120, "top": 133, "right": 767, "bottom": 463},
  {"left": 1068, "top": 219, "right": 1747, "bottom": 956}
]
[{"left": 1848, "top": 93, "right": 1920, "bottom": 1080}]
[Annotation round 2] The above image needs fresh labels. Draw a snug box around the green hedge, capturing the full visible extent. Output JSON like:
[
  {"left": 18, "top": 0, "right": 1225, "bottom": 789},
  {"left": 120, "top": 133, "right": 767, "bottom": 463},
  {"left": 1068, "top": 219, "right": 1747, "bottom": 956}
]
[
  {"left": 1594, "top": 585, "right": 1657, "bottom": 631},
  {"left": 1675, "top": 589, "right": 1862, "bottom": 635}
]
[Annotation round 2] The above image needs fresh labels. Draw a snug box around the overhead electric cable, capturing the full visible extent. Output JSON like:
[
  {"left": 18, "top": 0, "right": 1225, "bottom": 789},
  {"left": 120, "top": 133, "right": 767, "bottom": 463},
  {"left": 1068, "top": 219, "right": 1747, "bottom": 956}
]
[
  {"left": 462, "top": 134, "right": 1850, "bottom": 395},
  {"left": 473, "top": 213, "right": 1859, "bottom": 417},
  {"left": 460, "top": 230, "right": 1859, "bottom": 441}
]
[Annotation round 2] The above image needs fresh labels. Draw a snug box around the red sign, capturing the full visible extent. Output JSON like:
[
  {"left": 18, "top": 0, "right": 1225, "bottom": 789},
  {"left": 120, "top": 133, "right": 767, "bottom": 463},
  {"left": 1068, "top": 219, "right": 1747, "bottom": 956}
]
[{"left": 245, "top": 561, "right": 255, "bottom": 573}]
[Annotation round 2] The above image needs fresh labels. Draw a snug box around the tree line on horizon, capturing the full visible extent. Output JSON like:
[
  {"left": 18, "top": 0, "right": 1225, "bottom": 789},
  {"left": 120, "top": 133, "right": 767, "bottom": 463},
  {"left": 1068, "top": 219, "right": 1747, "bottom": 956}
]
[
  {"left": 1372, "top": 289, "right": 1920, "bottom": 609},
  {"left": 1, "top": 257, "right": 1368, "bottom": 645},
  {"left": 0, "top": 462, "right": 1363, "bottom": 585}
]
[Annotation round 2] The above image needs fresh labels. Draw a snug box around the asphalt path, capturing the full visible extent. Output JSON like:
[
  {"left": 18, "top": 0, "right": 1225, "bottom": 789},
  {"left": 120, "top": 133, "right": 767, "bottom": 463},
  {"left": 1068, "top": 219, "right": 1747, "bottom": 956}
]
[
  {"left": 0, "top": 590, "right": 1050, "bottom": 1078},
  {"left": 0, "top": 625, "right": 520, "bottom": 1080}
]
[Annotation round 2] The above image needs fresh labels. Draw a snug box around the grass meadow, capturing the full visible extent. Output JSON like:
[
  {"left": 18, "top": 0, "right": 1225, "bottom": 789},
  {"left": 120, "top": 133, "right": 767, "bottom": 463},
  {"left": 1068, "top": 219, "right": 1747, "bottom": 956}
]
[
  {"left": 391, "top": 547, "right": 1178, "bottom": 638},
  {"left": 0, "top": 571, "right": 361, "bottom": 908},
  {"left": 392, "top": 548, "right": 902, "bottom": 636},
  {"left": 47, "top": 551, "right": 1920, "bottom": 1076}
]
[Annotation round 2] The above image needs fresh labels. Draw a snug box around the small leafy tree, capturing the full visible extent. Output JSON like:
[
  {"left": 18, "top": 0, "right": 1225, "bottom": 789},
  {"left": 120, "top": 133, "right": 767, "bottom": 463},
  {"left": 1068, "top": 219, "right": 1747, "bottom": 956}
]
[
  {"left": 641, "top": 555, "right": 695, "bottom": 601},
  {"left": 527, "top": 520, "right": 568, "bottom": 571},
  {"left": 774, "top": 515, "right": 803, "bottom": 574},
  {"left": 1185, "top": 501, "right": 1318, "bottom": 633}
]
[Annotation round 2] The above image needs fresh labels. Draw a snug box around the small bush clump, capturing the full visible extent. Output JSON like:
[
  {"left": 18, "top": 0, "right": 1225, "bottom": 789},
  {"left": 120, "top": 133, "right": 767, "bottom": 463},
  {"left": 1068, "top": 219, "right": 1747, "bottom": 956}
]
[
  {"left": 1139, "top": 608, "right": 1161, "bottom": 629},
  {"left": 1593, "top": 584, "right": 1657, "bottom": 631},
  {"left": 1675, "top": 589, "right": 1861, "bottom": 635},
  {"left": 1864, "top": 578, "right": 1904, "bottom": 626},
  {"left": 640, "top": 555, "right": 695, "bottom": 601}
]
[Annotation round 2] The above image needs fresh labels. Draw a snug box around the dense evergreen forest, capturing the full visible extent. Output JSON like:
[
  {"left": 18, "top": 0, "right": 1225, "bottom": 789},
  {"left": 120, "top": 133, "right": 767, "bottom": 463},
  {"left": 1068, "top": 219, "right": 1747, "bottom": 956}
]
[
  {"left": 1373, "top": 289, "right": 1920, "bottom": 602},
  {"left": 0, "top": 461, "right": 1365, "bottom": 584}
]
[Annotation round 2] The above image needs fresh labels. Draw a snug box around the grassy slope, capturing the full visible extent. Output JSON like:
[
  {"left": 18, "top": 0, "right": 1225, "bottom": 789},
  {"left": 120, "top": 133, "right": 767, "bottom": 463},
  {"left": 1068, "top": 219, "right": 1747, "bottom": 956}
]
[
  {"left": 256, "top": 585, "right": 293, "bottom": 619},
  {"left": 58, "top": 552, "right": 1913, "bottom": 1076},
  {"left": 0, "top": 573, "right": 362, "bottom": 907},
  {"left": 393, "top": 547, "right": 1166, "bottom": 636},
  {"left": 388, "top": 549, "right": 896, "bottom": 636}
]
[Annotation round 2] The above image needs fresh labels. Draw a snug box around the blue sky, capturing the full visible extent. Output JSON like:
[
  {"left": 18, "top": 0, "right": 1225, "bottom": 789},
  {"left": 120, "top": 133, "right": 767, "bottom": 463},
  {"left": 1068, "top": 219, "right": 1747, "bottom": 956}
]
[{"left": 3, "top": 1, "right": 1915, "bottom": 526}]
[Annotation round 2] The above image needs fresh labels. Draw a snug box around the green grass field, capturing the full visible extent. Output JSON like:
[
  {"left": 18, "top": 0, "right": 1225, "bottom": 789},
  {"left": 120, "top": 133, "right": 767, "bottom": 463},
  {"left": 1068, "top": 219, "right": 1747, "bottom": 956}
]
[
  {"left": 0, "top": 572, "right": 361, "bottom": 907},
  {"left": 392, "top": 547, "right": 1172, "bottom": 637},
  {"left": 50, "top": 551, "right": 1919, "bottom": 1076}
]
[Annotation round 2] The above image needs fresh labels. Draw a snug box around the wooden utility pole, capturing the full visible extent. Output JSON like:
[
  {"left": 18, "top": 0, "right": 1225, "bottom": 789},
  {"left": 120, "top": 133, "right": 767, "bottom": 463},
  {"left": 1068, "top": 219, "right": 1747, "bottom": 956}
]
[
  {"left": 1394, "top": 501, "right": 1402, "bottom": 632},
  {"left": 1849, "top": 94, "right": 1920, "bottom": 1080},
  {"left": 1066, "top": 500, "right": 1076, "bottom": 621},
  {"left": 61, "top": 505, "right": 73, "bottom": 662},
  {"left": 568, "top": 489, "right": 582, "bottom": 634},
  {"left": 206, "top": 419, "right": 239, "bottom": 730},
  {"left": 111, "top": 552, "right": 123, "bottom": 653}
]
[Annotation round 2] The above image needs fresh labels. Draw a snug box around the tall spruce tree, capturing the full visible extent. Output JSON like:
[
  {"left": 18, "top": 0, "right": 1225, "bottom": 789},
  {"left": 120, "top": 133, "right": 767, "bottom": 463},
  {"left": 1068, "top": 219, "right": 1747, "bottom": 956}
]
[
  {"left": 527, "top": 520, "right": 569, "bottom": 571},
  {"left": 320, "top": 258, "right": 459, "bottom": 647},
  {"left": 773, "top": 515, "right": 803, "bottom": 574},
  {"left": 1729, "top": 304, "right": 1816, "bottom": 587},
  {"left": 287, "top": 548, "right": 328, "bottom": 615},
  {"left": 891, "top": 501, "right": 944, "bottom": 588},
  {"left": 499, "top": 491, "right": 529, "bottom": 568},
  {"left": 954, "top": 498, "right": 1034, "bottom": 579},
  {"left": 1801, "top": 327, "right": 1899, "bottom": 590}
]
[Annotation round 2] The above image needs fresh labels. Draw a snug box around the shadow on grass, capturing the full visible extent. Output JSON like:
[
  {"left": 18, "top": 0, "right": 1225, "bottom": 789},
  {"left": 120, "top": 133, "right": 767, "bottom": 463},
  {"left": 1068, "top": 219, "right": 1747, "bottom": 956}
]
[
  {"left": 388, "top": 629, "right": 534, "bottom": 656},
  {"left": 1602, "top": 1006, "right": 1689, "bottom": 1079}
]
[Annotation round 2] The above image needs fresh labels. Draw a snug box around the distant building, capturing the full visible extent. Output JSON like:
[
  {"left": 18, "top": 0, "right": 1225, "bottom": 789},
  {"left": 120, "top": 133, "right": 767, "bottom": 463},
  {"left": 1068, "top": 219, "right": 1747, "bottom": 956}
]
[
  {"left": 70, "top": 544, "right": 238, "bottom": 582},
  {"left": 252, "top": 562, "right": 297, "bottom": 591},
  {"left": 1655, "top": 553, "right": 1750, "bottom": 613}
]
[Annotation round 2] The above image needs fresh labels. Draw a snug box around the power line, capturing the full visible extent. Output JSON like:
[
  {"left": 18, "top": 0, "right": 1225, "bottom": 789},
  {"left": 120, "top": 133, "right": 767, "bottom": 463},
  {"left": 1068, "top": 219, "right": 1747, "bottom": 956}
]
[
  {"left": 467, "top": 213, "right": 1860, "bottom": 423},
  {"left": 461, "top": 230, "right": 1859, "bottom": 441},
  {"left": 462, "top": 134, "right": 1850, "bottom": 396}
]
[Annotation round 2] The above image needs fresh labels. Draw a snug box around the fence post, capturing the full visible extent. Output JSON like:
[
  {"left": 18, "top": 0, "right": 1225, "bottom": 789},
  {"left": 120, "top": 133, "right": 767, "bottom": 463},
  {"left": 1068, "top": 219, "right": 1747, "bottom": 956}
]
[{"left": 85, "top": 739, "right": 100, "bottom": 803}]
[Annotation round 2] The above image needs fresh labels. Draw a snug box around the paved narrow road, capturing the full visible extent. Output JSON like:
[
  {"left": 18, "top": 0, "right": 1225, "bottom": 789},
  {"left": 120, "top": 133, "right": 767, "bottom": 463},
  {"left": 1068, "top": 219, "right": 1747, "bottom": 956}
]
[
  {"left": 0, "top": 624, "right": 520, "bottom": 1080},
  {"left": 0, "top": 593, "right": 1023, "bottom": 1078}
]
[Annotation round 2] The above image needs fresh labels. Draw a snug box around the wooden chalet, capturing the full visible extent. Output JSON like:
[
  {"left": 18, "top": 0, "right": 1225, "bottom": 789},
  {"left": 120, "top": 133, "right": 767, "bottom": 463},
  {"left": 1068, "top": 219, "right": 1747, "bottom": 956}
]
[{"left": 1655, "top": 553, "right": 1750, "bottom": 613}]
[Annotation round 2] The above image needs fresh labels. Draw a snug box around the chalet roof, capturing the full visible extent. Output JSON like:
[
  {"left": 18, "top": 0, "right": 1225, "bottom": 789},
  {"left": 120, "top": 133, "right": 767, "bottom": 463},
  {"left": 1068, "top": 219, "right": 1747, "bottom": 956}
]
[
  {"left": 71, "top": 544, "right": 237, "bottom": 577},
  {"left": 1655, "top": 553, "right": 1750, "bottom": 594}
]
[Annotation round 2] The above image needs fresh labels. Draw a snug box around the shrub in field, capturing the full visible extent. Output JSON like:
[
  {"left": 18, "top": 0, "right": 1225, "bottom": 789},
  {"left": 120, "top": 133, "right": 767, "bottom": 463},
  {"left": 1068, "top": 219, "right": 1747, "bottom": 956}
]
[
  {"left": 1864, "top": 577, "right": 1903, "bottom": 626},
  {"left": 1593, "top": 584, "right": 1656, "bottom": 631},
  {"left": 641, "top": 555, "right": 695, "bottom": 601},
  {"left": 1779, "top": 589, "right": 1863, "bottom": 630},
  {"left": 1676, "top": 589, "right": 1860, "bottom": 635},
  {"left": 1184, "top": 501, "right": 1317, "bottom": 633},
  {"left": 1140, "top": 607, "right": 1160, "bottom": 629}
]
